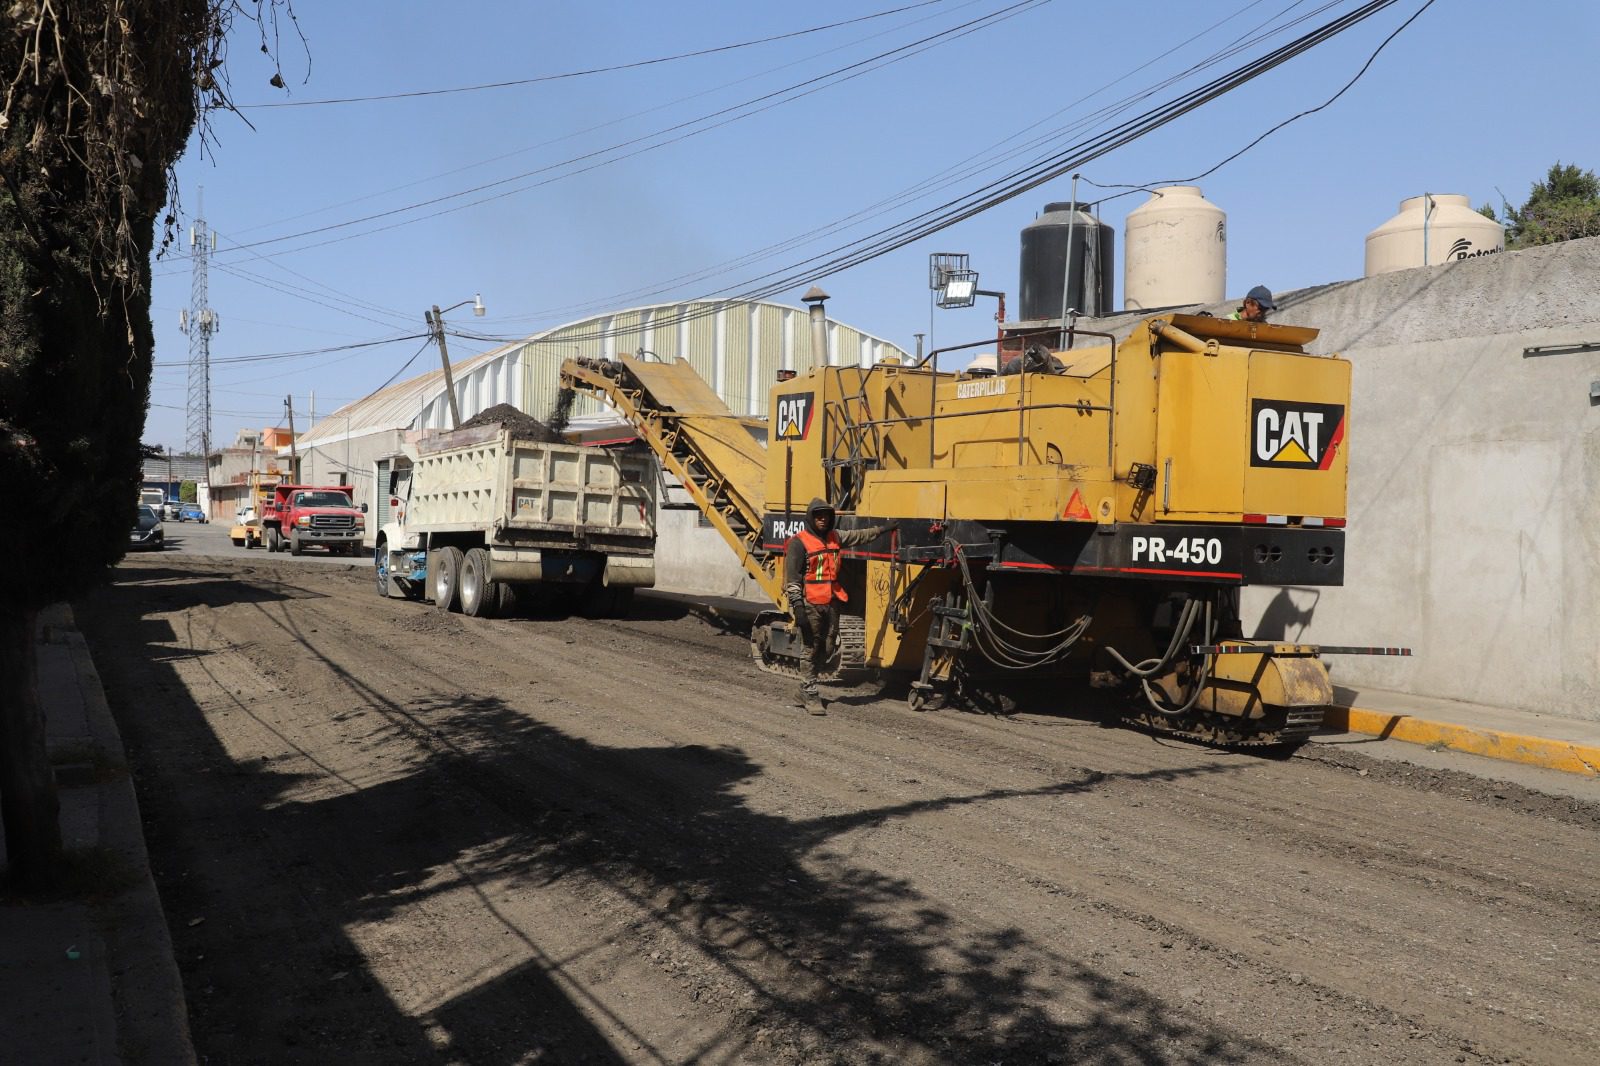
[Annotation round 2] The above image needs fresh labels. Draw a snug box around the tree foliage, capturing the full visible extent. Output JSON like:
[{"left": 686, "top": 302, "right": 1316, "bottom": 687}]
[
  {"left": 1484, "top": 162, "right": 1600, "bottom": 249},
  {"left": 0, "top": 0, "right": 296, "bottom": 888}
]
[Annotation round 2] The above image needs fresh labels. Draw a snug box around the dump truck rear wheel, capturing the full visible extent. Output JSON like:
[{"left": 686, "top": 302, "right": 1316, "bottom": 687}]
[
  {"left": 460, "top": 548, "right": 495, "bottom": 617},
  {"left": 430, "top": 546, "right": 464, "bottom": 612}
]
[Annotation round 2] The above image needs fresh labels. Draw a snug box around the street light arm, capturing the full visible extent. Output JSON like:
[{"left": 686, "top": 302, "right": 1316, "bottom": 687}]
[{"left": 436, "top": 293, "right": 486, "bottom": 317}]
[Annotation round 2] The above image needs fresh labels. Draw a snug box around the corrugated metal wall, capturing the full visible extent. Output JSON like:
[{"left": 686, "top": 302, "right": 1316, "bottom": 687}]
[
  {"left": 291, "top": 301, "right": 909, "bottom": 472},
  {"left": 417, "top": 343, "right": 523, "bottom": 431},
  {"left": 520, "top": 300, "right": 908, "bottom": 422}
]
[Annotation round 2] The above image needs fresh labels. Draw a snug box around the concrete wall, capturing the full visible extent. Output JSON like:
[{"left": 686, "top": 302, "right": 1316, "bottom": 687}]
[{"left": 1235, "top": 237, "right": 1600, "bottom": 719}]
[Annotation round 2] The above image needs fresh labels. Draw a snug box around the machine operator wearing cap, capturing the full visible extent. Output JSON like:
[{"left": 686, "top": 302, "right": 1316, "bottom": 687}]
[{"left": 1229, "top": 285, "right": 1277, "bottom": 322}]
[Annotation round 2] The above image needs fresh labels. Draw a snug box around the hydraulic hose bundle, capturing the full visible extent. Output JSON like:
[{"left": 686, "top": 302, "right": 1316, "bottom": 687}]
[
  {"left": 953, "top": 545, "right": 1092, "bottom": 671},
  {"left": 1105, "top": 598, "right": 1215, "bottom": 717}
]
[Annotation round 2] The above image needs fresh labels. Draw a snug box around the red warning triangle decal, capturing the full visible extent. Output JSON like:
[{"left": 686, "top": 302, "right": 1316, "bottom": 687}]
[{"left": 1063, "top": 489, "right": 1092, "bottom": 521}]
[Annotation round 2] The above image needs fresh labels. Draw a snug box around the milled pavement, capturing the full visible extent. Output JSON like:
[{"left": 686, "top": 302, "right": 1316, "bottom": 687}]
[{"left": 2, "top": 592, "right": 1595, "bottom": 1064}]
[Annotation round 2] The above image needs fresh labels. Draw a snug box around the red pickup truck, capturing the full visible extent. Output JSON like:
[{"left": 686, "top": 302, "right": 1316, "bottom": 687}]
[{"left": 261, "top": 484, "right": 367, "bottom": 556}]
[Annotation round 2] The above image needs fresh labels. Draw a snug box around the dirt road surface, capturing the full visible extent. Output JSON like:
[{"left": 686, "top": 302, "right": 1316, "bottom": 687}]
[{"left": 77, "top": 551, "right": 1599, "bottom": 1064}]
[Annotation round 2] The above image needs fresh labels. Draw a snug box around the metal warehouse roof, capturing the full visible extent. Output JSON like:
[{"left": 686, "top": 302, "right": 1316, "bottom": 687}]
[
  {"left": 294, "top": 340, "right": 519, "bottom": 449},
  {"left": 297, "top": 298, "right": 909, "bottom": 449}
]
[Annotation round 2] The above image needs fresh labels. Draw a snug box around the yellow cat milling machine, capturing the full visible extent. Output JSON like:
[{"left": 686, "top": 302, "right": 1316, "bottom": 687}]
[{"left": 561, "top": 311, "right": 1406, "bottom": 745}]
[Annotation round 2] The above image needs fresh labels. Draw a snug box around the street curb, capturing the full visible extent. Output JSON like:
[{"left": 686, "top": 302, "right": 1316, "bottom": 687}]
[
  {"left": 1324, "top": 705, "right": 1600, "bottom": 778},
  {"left": 55, "top": 606, "right": 199, "bottom": 1065}
]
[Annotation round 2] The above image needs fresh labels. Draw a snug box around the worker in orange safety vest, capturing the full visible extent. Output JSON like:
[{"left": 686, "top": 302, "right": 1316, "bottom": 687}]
[{"left": 783, "top": 497, "right": 895, "bottom": 715}]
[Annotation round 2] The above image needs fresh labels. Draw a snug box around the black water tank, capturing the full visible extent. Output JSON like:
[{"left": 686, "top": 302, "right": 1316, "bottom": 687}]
[{"left": 1018, "top": 202, "right": 1115, "bottom": 320}]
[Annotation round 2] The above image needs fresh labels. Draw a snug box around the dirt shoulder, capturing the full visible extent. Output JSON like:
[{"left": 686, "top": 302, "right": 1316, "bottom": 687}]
[{"left": 77, "top": 555, "right": 1600, "bottom": 1064}]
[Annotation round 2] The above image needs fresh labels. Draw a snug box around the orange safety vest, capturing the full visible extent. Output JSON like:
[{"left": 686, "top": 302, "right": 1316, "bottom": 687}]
[{"left": 796, "top": 528, "right": 846, "bottom": 605}]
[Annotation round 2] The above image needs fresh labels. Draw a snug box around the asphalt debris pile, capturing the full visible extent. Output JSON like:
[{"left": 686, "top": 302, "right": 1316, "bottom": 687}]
[{"left": 459, "top": 403, "right": 566, "bottom": 443}]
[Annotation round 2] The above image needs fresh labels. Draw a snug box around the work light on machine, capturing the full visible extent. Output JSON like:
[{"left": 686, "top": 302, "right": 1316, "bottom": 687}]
[{"left": 938, "top": 269, "right": 979, "bottom": 309}]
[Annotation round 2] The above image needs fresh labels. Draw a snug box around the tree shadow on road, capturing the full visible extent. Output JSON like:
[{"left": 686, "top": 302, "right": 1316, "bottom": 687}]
[{"left": 79, "top": 567, "right": 1269, "bottom": 1065}]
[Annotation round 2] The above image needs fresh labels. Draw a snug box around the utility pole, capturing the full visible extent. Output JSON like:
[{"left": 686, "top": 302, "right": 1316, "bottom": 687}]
[
  {"left": 182, "top": 187, "right": 218, "bottom": 460},
  {"left": 284, "top": 395, "right": 299, "bottom": 482},
  {"left": 427, "top": 306, "right": 463, "bottom": 429}
]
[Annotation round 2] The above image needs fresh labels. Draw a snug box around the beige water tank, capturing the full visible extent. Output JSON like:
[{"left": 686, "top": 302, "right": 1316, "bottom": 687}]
[
  {"left": 1364, "top": 193, "right": 1504, "bottom": 276},
  {"left": 1123, "top": 186, "right": 1227, "bottom": 310}
]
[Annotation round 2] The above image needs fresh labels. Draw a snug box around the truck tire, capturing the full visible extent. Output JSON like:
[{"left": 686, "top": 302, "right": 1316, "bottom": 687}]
[
  {"left": 375, "top": 541, "right": 396, "bottom": 598},
  {"left": 289, "top": 531, "right": 303, "bottom": 556},
  {"left": 459, "top": 548, "right": 496, "bottom": 618},
  {"left": 607, "top": 586, "right": 635, "bottom": 619},
  {"left": 494, "top": 582, "right": 518, "bottom": 617},
  {"left": 430, "top": 546, "right": 464, "bottom": 612}
]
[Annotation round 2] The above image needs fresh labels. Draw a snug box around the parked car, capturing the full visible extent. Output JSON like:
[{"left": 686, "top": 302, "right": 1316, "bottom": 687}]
[
  {"left": 162, "top": 500, "right": 182, "bottom": 521},
  {"left": 178, "top": 503, "right": 206, "bottom": 523},
  {"left": 129, "top": 505, "right": 164, "bottom": 551}
]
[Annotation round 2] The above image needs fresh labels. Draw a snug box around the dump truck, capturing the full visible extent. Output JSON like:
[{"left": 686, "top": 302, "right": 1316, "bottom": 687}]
[
  {"left": 559, "top": 312, "right": 1405, "bottom": 746},
  {"left": 372, "top": 424, "right": 656, "bottom": 618}
]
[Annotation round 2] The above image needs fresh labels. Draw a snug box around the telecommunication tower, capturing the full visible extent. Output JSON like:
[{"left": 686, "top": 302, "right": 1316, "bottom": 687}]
[{"left": 181, "top": 191, "right": 219, "bottom": 458}]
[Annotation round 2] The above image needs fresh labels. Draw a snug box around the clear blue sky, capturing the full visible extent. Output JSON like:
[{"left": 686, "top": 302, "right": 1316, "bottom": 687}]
[{"left": 145, "top": 0, "right": 1599, "bottom": 452}]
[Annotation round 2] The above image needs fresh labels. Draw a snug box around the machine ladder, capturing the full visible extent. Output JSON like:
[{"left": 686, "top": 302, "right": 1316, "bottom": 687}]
[{"left": 560, "top": 356, "right": 785, "bottom": 605}]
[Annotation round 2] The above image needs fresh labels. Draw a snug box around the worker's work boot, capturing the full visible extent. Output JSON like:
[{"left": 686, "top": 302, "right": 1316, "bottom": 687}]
[{"left": 800, "top": 684, "right": 826, "bottom": 716}]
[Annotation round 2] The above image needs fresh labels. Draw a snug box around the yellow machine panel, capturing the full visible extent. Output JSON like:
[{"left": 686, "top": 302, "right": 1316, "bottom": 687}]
[
  {"left": 863, "top": 559, "right": 949, "bottom": 671},
  {"left": 766, "top": 364, "right": 939, "bottom": 517},
  {"left": 1154, "top": 347, "right": 1251, "bottom": 518},
  {"left": 1243, "top": 352, "right": 1350, "bottom": 520}
]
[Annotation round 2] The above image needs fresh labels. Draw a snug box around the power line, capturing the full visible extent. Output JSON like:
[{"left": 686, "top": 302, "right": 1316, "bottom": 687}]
[
  {"left": 239, "top": 1, "right": 955, "bottom": 108},
  {"left": 213, "top": 262, "right": 415, "bottom": 331},
  {"left": 158, "top": 0, "right": 1422, "bottom": 411},
  {"left": 373, "top": 337, "right": 444, "bottom": 394},
  {"left": 715, "top": 0, "right": 1418, "bottom": 307},
  {"left": 481, "top": 0, "right": 1333, "bottom": 326},
  {"left": 450, "top": 0, "right": 1420, "bottom": 347},
  {"left": 209, "top": 1, "right": 1051, "bottom": 256},
  {"left": 1080, "top": 0, "right": 1439, "bottom": 207},
  {"left": 187, "top": 0, "right": 980, "bottom": 242},
  {"left": 152, "top": 333, "right": 427, "bottom": 369}
]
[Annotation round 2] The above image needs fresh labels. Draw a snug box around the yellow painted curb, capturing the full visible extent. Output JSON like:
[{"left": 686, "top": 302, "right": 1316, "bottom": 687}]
[{"left": 1324, "top": 706, "right": 1600, "bottom": 777}]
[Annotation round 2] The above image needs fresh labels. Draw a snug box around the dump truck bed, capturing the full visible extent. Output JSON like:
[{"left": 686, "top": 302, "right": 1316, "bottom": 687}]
[{"left": 404, "top": 425, "right": 655, "bottom": 550}]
